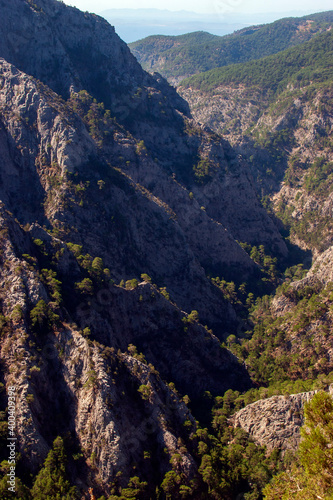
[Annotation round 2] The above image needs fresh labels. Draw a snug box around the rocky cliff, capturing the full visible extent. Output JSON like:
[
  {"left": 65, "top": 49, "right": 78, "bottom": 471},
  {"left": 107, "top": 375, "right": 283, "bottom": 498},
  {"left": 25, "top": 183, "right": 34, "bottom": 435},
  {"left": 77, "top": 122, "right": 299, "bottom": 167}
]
[
  {"left": 0, "top": 0, "right": 278, "bottom": 495},
  {"left": 3, "top": 0, "right": 331, "bottom": 496},
  {"left": 231, "top": 390, "right": 318, "bottom": 452},
  {"left": 179, "top": 31, "right": 333, "bottom": 257}
]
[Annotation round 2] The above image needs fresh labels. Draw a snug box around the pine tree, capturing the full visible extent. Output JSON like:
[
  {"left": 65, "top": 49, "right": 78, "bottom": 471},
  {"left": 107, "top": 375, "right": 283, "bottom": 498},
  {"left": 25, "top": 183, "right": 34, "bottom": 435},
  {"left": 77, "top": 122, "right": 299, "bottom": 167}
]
[
  {"left": 263, "top": 391, "right": 333, "bottom": 499},
  {"left": 31, "top": 437, "right": 78, "bottom": 499}
]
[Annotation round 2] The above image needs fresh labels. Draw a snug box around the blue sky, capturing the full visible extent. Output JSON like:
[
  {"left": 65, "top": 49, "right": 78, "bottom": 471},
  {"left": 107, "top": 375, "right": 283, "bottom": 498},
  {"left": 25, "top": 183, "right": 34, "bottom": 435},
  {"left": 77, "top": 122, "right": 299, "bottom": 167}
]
[{"left": 63, "top": 0, "right": 332, "bottom": 15}]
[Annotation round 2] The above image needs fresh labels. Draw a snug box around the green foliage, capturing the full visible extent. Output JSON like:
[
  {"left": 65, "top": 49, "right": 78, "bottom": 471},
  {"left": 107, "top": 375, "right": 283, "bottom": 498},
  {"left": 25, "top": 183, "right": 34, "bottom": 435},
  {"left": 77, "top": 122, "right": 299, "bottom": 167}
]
[
  {"left": 159, "top": 287, "right": 170, "bottom": 301},
  {"left": 0, "top": 462, "right": 31, "bottom": 499},
  {"left": 120, "top": 476, "right": 148, "bottom": 499},
  {"left": 232, "top": 281, "right": 333, "bottom": 385},
  {"left": 211, "top": 277, "right": 239, "bottom": 304},
  {"left": 70, "top": 91, "right": 115, "bottom": 148},
  {"left": 183, "top": 29, "right": 333, "bottom": 95},
  {"left": 135, "top": 140, "right": 147, "bottom": 155},
  {"left": 31, "top": 437, "right": 78, "bottom": 499},
  {"left": 130, "top": 13, "right": 333, "bottom": 81},
  {"left": 11, "top": 304, "right": 23, "bottom": 323},
  {"left": 91, "top": 257, "right": 104, "bottom": 275},
  {"left": 140, "top": 273, "right": 152, "bottom": 283},
  {"left": 138, "top": 384, "right": 151, "bottom": 400},
  {"left": 127, "top": 344, "right": 147, "bottom": 363},
  {"left": 304, "top": 156, "right": 333, "bottom": 196},
  {"left": 82, "top": 327, "right": 91, "bottom": 337},
  {"left": 125, "top": 279, "right": 139, "bottom": 290},
  {"left": 40, "top": 269, "right": 62, "bottom": 305},
  {"left": 182, "top": 310, "right": 199, "bottom": 325},
  {"left": 66, "top": 243, "right": 82, "bottom": 258},
  {"left": 33, "top": 239, "right": 48, "bottom": 257},
  {"left": 277, "top": 200, "right": 333, "bottom": 252},
  {"left": 193, "top": 158, "right": 215, "bottom": 183},
  {"left": 300, "top": 392, "right": 333, "bottom": 484},
  {"left": 264, "top": 392, "right": 333, "bottom": 499},
  {"left": 75, "top": 278, "right": 94, "bottom": 295},
  {"left": 30, "top": 300, "right": 59, "bottom": 334}
]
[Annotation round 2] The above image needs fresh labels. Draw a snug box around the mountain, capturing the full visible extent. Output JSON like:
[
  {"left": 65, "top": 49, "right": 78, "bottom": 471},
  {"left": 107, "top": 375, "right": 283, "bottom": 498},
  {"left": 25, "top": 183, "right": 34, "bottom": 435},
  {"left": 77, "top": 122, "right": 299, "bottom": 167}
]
[
  {"left": 179, "top": 29, "right": 333, "bottom": 255},
  {"left": 176, "top": 28, "right": 333, "bottom": 488},
  {"left": 129, "top": 11, "right": 333, "bottom": 84},
  {"left": 1, "top": 0, "right": 333, "bottom": 498},
  {"left": 0, "top": 0, "right": 293, "bottom": 497}
]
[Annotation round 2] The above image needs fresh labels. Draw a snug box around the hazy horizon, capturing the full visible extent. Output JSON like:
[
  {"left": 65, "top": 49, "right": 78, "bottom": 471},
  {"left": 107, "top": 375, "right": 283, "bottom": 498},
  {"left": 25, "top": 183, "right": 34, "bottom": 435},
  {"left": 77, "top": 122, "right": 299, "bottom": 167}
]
[
  {"left": 97, "top": 6, "right": 329, "bottom": 43},
  {"left": 60, "top": 1, "right": 333, "bottom": 43},
  {"left": 63, "top": 0, "right": 333, "bottom": 16}
]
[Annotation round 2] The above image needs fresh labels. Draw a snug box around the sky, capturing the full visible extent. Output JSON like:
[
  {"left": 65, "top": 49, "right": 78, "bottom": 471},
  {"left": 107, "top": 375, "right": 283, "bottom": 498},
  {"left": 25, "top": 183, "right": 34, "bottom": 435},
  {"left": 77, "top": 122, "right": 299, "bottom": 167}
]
[{"left": 62, "top": 0, "right": 332, "bottom": 15}]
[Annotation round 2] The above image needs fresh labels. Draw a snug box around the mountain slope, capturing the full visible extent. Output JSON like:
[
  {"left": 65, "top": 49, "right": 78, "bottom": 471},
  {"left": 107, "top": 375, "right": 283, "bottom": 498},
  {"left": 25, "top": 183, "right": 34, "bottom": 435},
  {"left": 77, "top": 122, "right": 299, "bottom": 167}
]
[
  {"left": 0, "top": 0, "right": 284, "bottom": 495},
  {"left": 0, "top": 0, "right": 286, "bottom": 261},
  {"left": 0, "top": 53, "right": 255, "bottom": 496},
  {"left": 129, "top": 11, "right": 333, "bottom": 84},
  {"left": 100, "top": 9, "right": 246, "bottom": 43},
  {"left": 179, "top": 29, "right": 333, "bottom": 255},
  {"left": 3, "top": 1, "right": 331, "bottom": 497}
]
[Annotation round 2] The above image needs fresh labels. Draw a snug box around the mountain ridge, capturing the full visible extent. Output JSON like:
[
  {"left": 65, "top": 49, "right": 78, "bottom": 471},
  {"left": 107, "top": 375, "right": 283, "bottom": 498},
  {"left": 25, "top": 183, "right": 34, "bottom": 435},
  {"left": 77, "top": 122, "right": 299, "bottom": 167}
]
[{"left": 129, "top": 10, "right": 333, "bottom": 85}]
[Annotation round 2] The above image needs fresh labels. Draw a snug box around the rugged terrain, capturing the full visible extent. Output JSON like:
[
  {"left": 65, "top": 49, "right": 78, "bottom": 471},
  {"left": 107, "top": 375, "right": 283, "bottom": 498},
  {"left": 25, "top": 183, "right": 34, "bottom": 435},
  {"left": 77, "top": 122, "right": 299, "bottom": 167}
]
[
  {"left": 0, "top": 0, "right": 291, "bottom": 497},
  {"left": 0, "top": 1, "right": 333, "bottom": 499},
  {"left": 231, "top": 389, "right": 318, "bottom": 452},
  {"left": 179, "top": 29, "right": 333, "bottom": 257}
]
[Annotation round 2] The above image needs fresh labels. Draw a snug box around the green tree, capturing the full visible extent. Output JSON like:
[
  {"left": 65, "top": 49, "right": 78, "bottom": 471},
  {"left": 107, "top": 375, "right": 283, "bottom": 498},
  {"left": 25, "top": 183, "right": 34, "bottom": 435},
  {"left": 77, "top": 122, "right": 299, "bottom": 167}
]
[
  {"left": 264, "top": 391, "right": 333, "bottom": 499},
  {"left": 91, "top": 257, "right": 104, "bottom": 276},
  {"left": 30, "top": 300, "right": 59, "bottom": 334},
  {"left": 31, "top": 437, "right": 78, "bottom": 499},
  {"left": 140, "top": 273, "right": 152, "bottom": 283},
  {"left": 75, "top": 278, "right": 94, "bottom": 295},
  {"left": 161, "top": 470, "right": 181, "bottom": 498}
]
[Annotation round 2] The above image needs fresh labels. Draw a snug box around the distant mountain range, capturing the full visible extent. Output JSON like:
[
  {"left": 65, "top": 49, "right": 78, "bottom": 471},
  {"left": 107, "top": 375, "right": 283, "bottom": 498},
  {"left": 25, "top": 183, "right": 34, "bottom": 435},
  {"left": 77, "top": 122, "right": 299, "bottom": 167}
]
[
  {"left": 99, "top": 8, "right": 316, "bottom": 43},
  {"left": 129, "top": 10, "right": 333, "bottom": 84}
]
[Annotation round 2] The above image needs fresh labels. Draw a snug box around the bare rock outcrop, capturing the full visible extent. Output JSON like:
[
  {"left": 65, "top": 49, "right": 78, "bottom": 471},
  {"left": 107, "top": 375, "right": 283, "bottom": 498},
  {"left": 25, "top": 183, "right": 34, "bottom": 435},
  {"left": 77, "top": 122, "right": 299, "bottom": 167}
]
[
  {"left": 307, "top": 245, "right": 333, "bottom": 284},
  {"left": 231, "top": 391, "right": 318, "bottom": 452}
]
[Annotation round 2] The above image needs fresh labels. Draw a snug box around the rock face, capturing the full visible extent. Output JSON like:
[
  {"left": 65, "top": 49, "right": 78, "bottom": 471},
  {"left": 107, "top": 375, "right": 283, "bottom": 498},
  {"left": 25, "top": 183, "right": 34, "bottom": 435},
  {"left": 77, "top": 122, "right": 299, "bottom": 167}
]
[
  {"left": 231, "top": 391, "right": 318, "bottom": 452},
  {"left": 0, "top": 0, "right": 279, "bottom": 495},
  {"left": 307, "top": 246, "right": 333, "bottom": 284},
  {"left": 178, "top": 36, "right": 333, "bottom": 257},
  {"left": 0, "top": 199, "right": 251, "bottom": 493},
  {"left": 0, "top": 0, "right": 287, "bottom": 261},
  {"left": 0, "top": 57, "right": 243, "bottom": 332},
  {"left": 0, "top": 0, "right": 289, "bottom": 327}
]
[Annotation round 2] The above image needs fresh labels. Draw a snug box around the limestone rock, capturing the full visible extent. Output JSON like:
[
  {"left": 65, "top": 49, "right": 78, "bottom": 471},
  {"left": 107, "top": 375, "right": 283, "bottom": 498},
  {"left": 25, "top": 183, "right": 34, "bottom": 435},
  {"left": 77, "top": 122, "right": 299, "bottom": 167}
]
[{"left": 231, "top": 391, "right": 318, "bottom": 452}]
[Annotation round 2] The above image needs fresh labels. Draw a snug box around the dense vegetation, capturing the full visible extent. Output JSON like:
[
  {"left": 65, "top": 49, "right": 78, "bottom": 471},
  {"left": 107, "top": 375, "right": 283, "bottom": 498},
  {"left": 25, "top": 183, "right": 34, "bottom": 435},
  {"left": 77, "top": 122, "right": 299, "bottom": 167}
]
[
  {"left": 180, "top": 25, "right": 333, "bottom": 256},
  {"left": 182, "top": 29, "right": 333, "bottom": 94},
  {"left": 229, "top": 279, "right": 333, "bottom": 385},
  {"left": 264, "top": 391, "right": 333, "bottom": 499},
  {"left": 129, "top": 11, "right": 333, "bottom": 81}
]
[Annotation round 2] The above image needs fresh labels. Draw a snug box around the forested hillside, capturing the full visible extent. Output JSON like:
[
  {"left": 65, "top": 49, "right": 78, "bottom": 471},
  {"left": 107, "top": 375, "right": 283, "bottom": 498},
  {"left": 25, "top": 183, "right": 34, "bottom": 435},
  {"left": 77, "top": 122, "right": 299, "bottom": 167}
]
[
  {"left": 129, "top": 11, "right": 333, "bottom": 84},
  {"left": 180, "top": 29, "right": 333, "bottom": 256}
]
